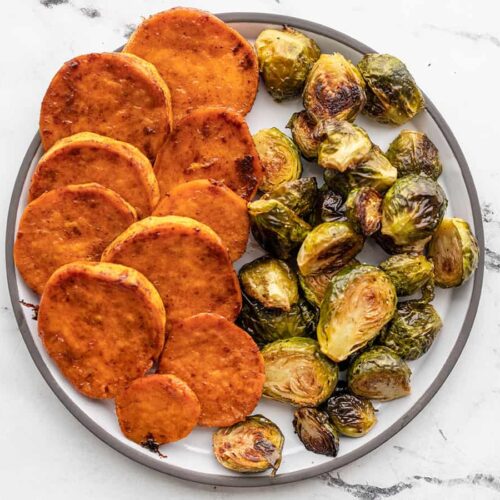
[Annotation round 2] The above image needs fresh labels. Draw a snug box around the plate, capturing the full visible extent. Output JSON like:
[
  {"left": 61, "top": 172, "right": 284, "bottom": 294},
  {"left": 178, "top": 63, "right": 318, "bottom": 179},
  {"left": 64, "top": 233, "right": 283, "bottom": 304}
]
[{"left": 5, "top": 12, "right": 484, "bottom": 487}]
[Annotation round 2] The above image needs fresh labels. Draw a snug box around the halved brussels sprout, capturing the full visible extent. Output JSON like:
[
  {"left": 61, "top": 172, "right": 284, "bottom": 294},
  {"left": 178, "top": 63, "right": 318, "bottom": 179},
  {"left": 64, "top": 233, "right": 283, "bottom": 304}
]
[
  {"left": 287, "top": 110, "right": 321, "bottom": 159},
  {"left": 325, "top": 393, "right": 377, "bottom": 437},
  {"left": 213, "top": 415, "right": 284, "bottom": 475},
  {"left": 386, "top": 130, "right": 442, "bottom": 180},
  {"left": 428, "top": 218, "right": 479, "bottom": 288},
  {"left": 348, "top": 346, "right": 411, "bottom": 401},
  {"left": 262, "top": 337, "right": 338, "bottom": 406},
  {"left": 357, "top": 53, "right": 425, "bottom": 125},
  {"left": 307, "top": 185, "right": 346, "bottom": 226},
  {"left": 248, "top": 199, "right": 311, "bottom": 259},
  {"left": 381, "top": 174, "right": 447, "bottom": 246},
  {"left": 303, "top": 53, "right": 366, "bottom": 123},
  {"left": 318, "top": 264, "right": 397, "bottom": 362},
  {"left": 293, "top": 407, "right": 340, "bottom": 456},
  {"left": 255, "top": 27, "right": 321, "bottom": 102},
  {"left": 380, "top": 300, "right": 442, "bottom": 360},
  {"left": 253, "top": 128, "right": 302, "bottom": 193},
  {"left": 297, "top": 221, "right": 364, "bottom": 276},
  {"left": 345, "top": 187, "right": 382, "bottom": 236}
]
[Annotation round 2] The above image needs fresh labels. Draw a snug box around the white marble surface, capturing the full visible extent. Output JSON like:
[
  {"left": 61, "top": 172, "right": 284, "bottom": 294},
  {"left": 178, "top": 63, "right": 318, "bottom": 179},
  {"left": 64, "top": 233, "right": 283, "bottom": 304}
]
[{"left": 1, "top": 1, "right": 499, "bottom": 498}]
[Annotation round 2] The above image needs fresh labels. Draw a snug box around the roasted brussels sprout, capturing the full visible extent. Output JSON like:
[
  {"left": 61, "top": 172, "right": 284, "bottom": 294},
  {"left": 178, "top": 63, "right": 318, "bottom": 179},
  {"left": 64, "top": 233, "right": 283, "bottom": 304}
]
[
  {"left": 308, "top": 185, "right": 346, "bottom": 226},
  {"left": 253, "top": 128, "right": 302, "bottom": 193},
  {"left": 297, "top": 221, "right": 364, "bottom": 276},
  {"left": 325, "top": 393, "right": 377, "bottom": 437},
  {"left": 428, "top": 218, "right": 479, "bottom": 288},
  {"left": 293, "top": 407, "right": 340, "bottom": 456},
  {"left": 357, "top": 53, "right": 425, "bottom": 125},
  {"left": 248, "top": 199, "right": 311, "bottom": 259},
  {"left": 262, "top": 337, "right": 338, "bottom": 406},
  {"left": 345, "top": 187, "right": 382, "bottom": 236},
  {"left": 213, "top": 415, "right": 284, "bottom": 475},
  {"left": 380, "top": 300, "right": 442, "bottom": 360},
  {"left": 386, "top": 130, "right": 442, "bottom": 179},
  {"left": 348, "top": 346, "right": 411, "bottom": 401},
  {"left": 318, "top": 265, "right": 397, "bottom": 362},
  {"left": 375, "top": 232, "right": 431, "bottom": 256},
  {"left": 287, "top": 110, "right": 321, "bottom": 159},
  {"left": 303, "top": 53, "right": 366, "bottom": 123},
  {"left": 255, "top": 27, "right": 321, "bottom": 102},
  {"left": 381, "top": 174, "right": 447, "bottom": 246}
]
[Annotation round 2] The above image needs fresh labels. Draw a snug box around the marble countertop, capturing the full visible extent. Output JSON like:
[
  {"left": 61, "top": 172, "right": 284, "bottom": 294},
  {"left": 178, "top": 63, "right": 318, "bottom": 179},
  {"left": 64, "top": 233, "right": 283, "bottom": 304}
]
[{"left": 1, "top": 1, "right": 499, "bottom": 499}]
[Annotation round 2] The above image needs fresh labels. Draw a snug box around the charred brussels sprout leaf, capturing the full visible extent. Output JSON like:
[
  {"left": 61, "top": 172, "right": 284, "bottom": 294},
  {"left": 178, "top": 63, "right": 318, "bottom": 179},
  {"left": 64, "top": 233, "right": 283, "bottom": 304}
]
[
  {"left": 262, "top": 337, "right": 338, "bottom": 406},
  {"left": 326, "top": 393, "right": 377, "bottom": 437},
  {"left": 293, "top": 407, "right": 340, "bottom": 456},
  {"left": 386, "top": 130, "right": 442, "bottom": 180},
  {"left": 287, "top": 110, "right": 321, "bottom": 159},
  {"left": 428, "top": 218, "right": 479, "bottom": 288},
  {"left": 357, "top": 54, "right": 425, "bottom": 125},
  {"left": 345, "top": 187, "right": 382, "bottom": 236},
  {"left": 255, "top": 27, "right": 321, "bottom": 102},
  {"left": 213, "top": 415, "right": 284, "bottom": 475},
  {"left": 308, "top": 185, "right": 346, "bottom": 226},
  {"left": 303, "top": 53, "right": 366, "bottom": 123},
  {"left": 348, "top": 346, "right": 411, "bottom": 401},
  {"left": 318, "top": 265, "right": 397, "bottom": 362},
  {"left": 253, "top": 128, "right": 302, "bottom": 193}
]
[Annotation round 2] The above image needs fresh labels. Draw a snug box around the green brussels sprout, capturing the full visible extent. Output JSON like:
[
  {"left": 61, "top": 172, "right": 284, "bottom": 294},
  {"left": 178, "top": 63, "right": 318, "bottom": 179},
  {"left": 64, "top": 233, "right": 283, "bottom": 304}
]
[
  {"left": 262, "top": 337, "right": 338, "bottom": 406},
  {"left": 297, "top": 221, "right": 364, "bottom": 276},
  {"left": 293, "top": 407, "right": 340, "bottom": 456},
  {"left": 307, "top": 185, "right": 346, "bottom": 226},
  {"left": 345, "top": 187, "right": 382, "bottom": 236},
  {"left": 380, "top": 300, "right": 442, "bottom": 360},
  {"left": 375, "top": 232, "right": 431, "bottom": 256},
  {"left": 248, "top": 199, "right": 311, "bottom": 259},
  {"left": 348, "top": 346, "right": 411, "bottom": 401},
  {"left": 303, "top": 53, "right": 366, "bottom": 123},
  {"left": 213, "top": 415, "right": 284, "bottom": 475},
  {"left": 318, "top": 265, "right": 397, "bottom": 362},
  {"left": 381, "top": 174, "right": 447, "bottom": 246},
  {"left": 287, "top": 110, "right": 321, "bottom": 159},
  {"left": 386, "top": 130, "right": 442, "bottom": 180},
  {"left": 357, "top": 53, "right": 425, "bottom": 125},
  {"left": 428, "top": 218, "right": 479, "bottom": 288},
  {"left": 255, "top": 27, "right": 321, "bottom": 102},
  {"left": 253, "top": 128, "right": 302, "bottom": 193},
  {"left": 325, "top": 393, "right": 377, "bottom": 437}
]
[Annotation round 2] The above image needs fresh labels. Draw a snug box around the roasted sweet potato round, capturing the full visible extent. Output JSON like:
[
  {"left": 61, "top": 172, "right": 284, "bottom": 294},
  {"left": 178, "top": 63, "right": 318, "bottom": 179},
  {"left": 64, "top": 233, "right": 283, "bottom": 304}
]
[{"left": 38, "top": 262, "right": 166, "bottom": 399}]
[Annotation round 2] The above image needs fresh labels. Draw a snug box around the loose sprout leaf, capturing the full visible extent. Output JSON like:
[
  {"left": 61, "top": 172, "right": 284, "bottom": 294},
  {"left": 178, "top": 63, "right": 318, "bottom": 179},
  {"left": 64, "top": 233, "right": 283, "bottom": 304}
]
[{"left": 293, "top": 407, "right": 340, "bottom": 456}]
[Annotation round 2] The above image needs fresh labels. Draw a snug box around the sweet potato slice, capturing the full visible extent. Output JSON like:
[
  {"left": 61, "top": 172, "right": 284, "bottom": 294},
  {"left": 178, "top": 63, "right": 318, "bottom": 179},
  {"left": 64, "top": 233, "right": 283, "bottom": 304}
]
[
  {"left": 159, "top": 313, "right": 264, "bottom": 427},
  {"left": 124, "top": 7, "right": 258, "bottom": 120},
  {"left": 14, "top": 183, "right": 137, "bottom": 295},
  {"left": 39, "top": 52, "right": 172, "bottom": 160},
  {"left": 38, "top": 262, "right": 166, "bottom": 399},
  {"left": 116, "top": 374, "right": 200, "bottom": 445},
  {"left": 29, "top": 132, "right": 160, "bottom": 218},
  {"left": 153, "top": 179, "right": 249, "bottom": 261},
  {"left": 101, "top": 216, "right": 242, "bottom": 326},
  {"left": 154, "top": 108, "right": 262, "bottom": 200}
]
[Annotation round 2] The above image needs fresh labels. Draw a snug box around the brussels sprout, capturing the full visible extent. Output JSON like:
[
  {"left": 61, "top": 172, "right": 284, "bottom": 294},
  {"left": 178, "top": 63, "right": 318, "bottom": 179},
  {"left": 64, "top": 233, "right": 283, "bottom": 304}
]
[
  {"left": 297, "top": 221, "right": 364, "bottom": 276},
  {"left": 262, "top": 337, "right": 338, "bottom": 406},
  {"left": 380, "top": 300, "right": 442, "bottom": 360},
  {"left": 293, "top": 407, "right": 340, "bottom": 456},
  {"left": 386, "top": 130, "right": 442, "bottom": 180},
  {"left": 213, "top": 415, "right": 284, "bottom": 475},
  {"left": 253, "top": 128, "right": 302, "bottom": 193},
  {"left": 261, "top": 177, "right": 318, "bottom": 217},
  {"left": 345, "top": 187, "right": 382, "bottom": 236},
  {"left": 375, "top": 232, "right": 431, "bottom": 256},
  {"left": 381, "top": 174, "right": 447, "bottom": 246},
  {"left": 287, "top": 110, "right": 321, "bottom": 159},
  {"left": 357, "top": 53, "right": 425, "bottom": 125},
  {"left": 428, "top": 218, "right": 479, "bottom": 288},
  {"left": 318, "top": 265, "right": 397, "bottom": 362},
  {"left": 308, "top": 185, "right": 346, "bottom": 226},
  {"left": 303, "top": 53, "right": 366, "bottom": 123},
  {"left": 248, "top": 199, "right": 311, "bottom": 259},
  {"left": 325, "top": 393, "right": 377, "bottom": 437},
  {"left": 348, "top": 346, "right": 411, "bottom": 401},
  {"left": 255, "top": 27, "right": 321, "bottom": 102}
]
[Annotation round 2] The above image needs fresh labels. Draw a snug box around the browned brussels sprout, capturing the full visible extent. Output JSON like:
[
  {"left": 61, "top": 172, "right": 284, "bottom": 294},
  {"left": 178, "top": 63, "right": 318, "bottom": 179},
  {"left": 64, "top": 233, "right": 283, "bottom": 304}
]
[
  {"left": 325, "top": 393, "right": 377, "bottom": 437},
  {"left": 293, "top": 407, "right": 340, "bottom": 456},
  {"left": 303, "top": 53, "right": 366, "bottom": 123},
  {"left": 255, "top": 27, "right": 321, "bottom": 101},
  {"left": 287, "top": 110, "right": 321, "bottom": 159},
  {"left": 375, "top": 232, "right": 431, "bottom": 256},
  {"left": 213, "top": 415, "right": 284, "bottom": 475},
  {"left": 386, "top": 130, "right": 442, "bottom": 179},
  {"left": 357, "top": 54, "right": 425, "bottom": 125},
  {"left": 345, "top": 187, "right": 382, "bottom": 236},
  {"left": 308, "top": 185, "right": 346, "bottom": 226}
]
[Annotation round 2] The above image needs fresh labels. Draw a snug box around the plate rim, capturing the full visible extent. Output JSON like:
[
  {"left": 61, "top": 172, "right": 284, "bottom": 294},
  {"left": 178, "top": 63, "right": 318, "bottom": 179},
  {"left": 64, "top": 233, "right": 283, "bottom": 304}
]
[{"left": 5, "top": 12, "right": 485, "bottom": 487}]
